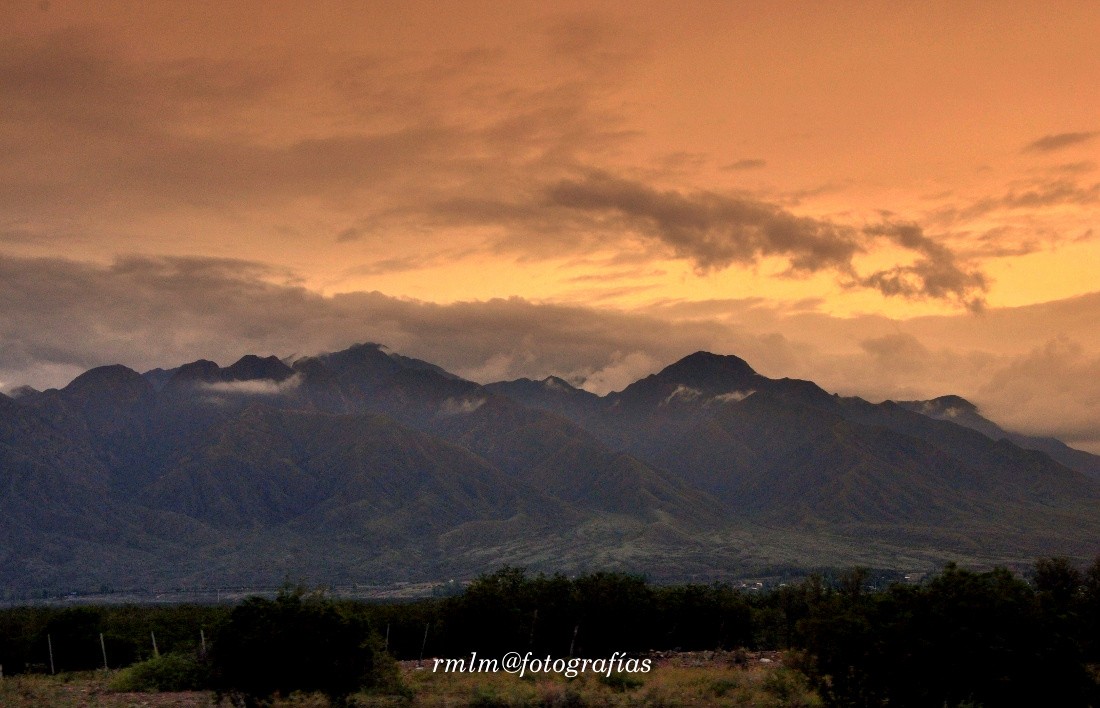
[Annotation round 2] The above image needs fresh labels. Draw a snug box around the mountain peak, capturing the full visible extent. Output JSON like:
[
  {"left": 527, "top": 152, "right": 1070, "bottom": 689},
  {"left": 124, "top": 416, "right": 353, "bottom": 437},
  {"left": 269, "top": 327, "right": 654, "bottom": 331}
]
[
  {"left": 542, "top": 376, "right": 578, "bottom": 392},
  {"left": 61, "top": 364, "right": 154, "bottom": 405},
  {"left": 165, "top": 360, "right": 222, "bottom": 387},
  {"left": 654, "top": 351, "right": 758, "bottom": 388},
  {"left": 928, "top": 395, "right": 978, "bottom": 412},
  {"left": 224, "top": 355, "right": 294, "bottom": 382},
  {"left": 898, "top": 394, "right": 979, "bottom": 417},
  {"left": 319, "top": 343, "right": 399, "bottom": 372},
  {"left": 64, "top": 364, "right": 146, "bottom": 394},
  {"left": 611, "top": 351, "right": 761, "bottom": 408},
  {"left": 7, "top": 385, "right": 40, "bottom": 399}
]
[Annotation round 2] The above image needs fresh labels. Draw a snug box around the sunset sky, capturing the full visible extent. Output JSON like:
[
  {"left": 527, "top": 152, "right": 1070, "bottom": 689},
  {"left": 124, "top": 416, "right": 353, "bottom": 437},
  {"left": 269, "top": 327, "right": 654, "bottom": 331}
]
[{"left": 3, "top": 1, "right": 1099, "bottom": 450}]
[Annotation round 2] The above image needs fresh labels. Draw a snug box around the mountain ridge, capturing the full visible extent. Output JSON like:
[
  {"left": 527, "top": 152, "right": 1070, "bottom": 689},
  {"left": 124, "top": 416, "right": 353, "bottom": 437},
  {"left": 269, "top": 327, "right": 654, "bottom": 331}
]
[{"left": 3, "top": 343, "right": 1099, "bottom": 593}]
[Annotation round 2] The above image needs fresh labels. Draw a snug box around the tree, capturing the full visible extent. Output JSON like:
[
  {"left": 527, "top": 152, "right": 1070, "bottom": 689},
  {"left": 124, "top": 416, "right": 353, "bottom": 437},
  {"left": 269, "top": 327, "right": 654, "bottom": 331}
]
[
  {"left": 1034, "top": 556, "right": 1083, "bottom": 616},
  {"left": 210, "top": 589, "right": 388, "bottom": 706}
]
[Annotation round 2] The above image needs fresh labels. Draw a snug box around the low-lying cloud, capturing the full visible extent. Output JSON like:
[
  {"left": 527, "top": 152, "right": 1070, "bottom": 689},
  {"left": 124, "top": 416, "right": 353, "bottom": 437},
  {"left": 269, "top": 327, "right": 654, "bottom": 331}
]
[
  {"left": 712, "top": 390, "right": 754, "bottom": 404},
  {"left": 200, "top": 374, "right": 302, "bottom": 396},
  {"left": 662, "top": 384, "right": 703, "bottom": 405},
  {"left": 439, "top": 397, "right": 487, "bottom": 415}
]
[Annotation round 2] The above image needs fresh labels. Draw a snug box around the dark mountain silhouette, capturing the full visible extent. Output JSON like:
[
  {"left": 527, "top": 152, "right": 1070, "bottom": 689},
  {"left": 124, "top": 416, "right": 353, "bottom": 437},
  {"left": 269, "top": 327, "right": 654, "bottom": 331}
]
[
  {"left": 3, "top": 345, "right": 1099, "bottom": 593},
  {"left": 222, "top": 354, "right": 295, "bottom": 382},
  {"left": 896, "top": 395, "right": 1100, "bottom": 482},
  {"left": 484, "top": 351, "right": 1100, "bottom": 566}
]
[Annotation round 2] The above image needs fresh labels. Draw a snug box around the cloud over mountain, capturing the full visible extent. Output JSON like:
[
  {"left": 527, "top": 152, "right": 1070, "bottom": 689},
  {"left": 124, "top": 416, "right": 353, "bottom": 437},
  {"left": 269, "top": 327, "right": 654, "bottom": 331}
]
[
  {"left": 2, "top": 253, "right": 1099, "bottom": 452},
  {"left": 200, "top": 374, "right": 302, "bottom": 396}
]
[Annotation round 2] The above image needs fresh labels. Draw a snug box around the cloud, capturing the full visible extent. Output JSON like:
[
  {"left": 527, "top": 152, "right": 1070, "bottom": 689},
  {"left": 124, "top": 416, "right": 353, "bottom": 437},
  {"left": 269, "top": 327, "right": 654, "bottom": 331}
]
[
  {"left": 723, "top": 159, "right": 767, "bottom": 170},
  {"left": 859, "top": 333, "right": 932, "bottom": 373},
  {"left": 922, "top": 174, "right": 1099, "bottom": 262},
  {"left": 573, "top": 351, "right": 663, "bottom": 395},
  {"left": 541, "top": 12, "right": 649, "bottom": 77},
  {"left": 335, "top": 227, "right": 366, "bottom": 243},
  {"left": 1049, "top": 161, "right": 1097, "bottom": 175},
  {"left": 542, "top": 377, "right": 569, "bottom": 392},
  {"left": 438, "top": 397, "right": 486, "bottom": 415},
  {"left": 1, "top": 253, "right": 1099, "bottom": 452},
  {"left": 0, "top": 254, "right": 741, "bottom": 395},
  {"left": 544, "top": 173, "right": 987, "bottom": 307},
  {"left": 661, "top": 384, "right": 703, "bottom": 405},
  {"left": 0, "top": 255, "right": 309, "bottom": 383},
  {"left": 0, "top": 25, "right": 638, "bottom": 249},
  {"left": 565, "top": 267, "right": 667, "bottom": 283},
  {"left": 943, "top": 180, "right": 1100, "bottom": 222},
  {"left": 711, "top": 390, "right": 754, "bottom": 404},
  {"left": 977, "top": 337, "right": 1100, "bottom": 452},
  {"left": 1023, "top": 131, "right": 1098, "bottom": 153},
  {"left": 545, "top": 172, "right": 859, "bottom": 273},
  {"left": 344, "top": 254, "right": 455, "bottom": 277},
  {"left": 200, "top": 374, "right": 302, "bottom": 396},
  {"left": 856, "top": 223, "right": 987, "bottom": 310},
  {"left": 0, "top": 24, "right": 996, "bottom": 311}
]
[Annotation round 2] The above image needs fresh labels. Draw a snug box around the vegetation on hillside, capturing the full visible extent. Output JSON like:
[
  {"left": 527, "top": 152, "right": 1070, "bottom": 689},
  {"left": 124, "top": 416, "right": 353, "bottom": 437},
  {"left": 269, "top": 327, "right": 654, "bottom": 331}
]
[{"left": 8, "top": 345, "right": 1100, "bottom": 594}]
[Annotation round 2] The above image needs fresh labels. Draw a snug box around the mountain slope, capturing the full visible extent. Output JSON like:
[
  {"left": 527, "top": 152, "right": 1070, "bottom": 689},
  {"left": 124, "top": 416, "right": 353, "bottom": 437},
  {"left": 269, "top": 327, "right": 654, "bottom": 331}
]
[
  {"left": 487, "top": 351, "right": 1100, "bottom": 539},
  {"left": 897, "top": 395, "right": 1100, "bottom": 481},
  {"left": 3, "top": 344, "right": 1100, "bottom": 593}
]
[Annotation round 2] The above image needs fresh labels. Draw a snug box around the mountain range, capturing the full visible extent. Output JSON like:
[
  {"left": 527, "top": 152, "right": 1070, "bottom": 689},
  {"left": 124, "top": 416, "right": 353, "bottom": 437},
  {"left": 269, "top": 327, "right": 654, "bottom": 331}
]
[{"left": 2, "top": 343, "right": 1099, "bottom": 594}]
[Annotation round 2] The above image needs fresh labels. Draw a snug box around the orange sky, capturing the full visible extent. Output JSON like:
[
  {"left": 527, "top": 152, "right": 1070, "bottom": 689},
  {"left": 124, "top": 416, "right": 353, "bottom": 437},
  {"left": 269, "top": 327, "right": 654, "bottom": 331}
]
[{"left": 2, "top": 1, "right": 1099, "bottom": 449}]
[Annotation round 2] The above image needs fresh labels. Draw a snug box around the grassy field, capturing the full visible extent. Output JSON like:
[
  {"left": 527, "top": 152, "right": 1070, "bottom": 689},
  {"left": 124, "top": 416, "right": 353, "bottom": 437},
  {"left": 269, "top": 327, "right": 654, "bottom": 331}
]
[{"left": 0, "top": 652, "right": 820, "bottom": 707}]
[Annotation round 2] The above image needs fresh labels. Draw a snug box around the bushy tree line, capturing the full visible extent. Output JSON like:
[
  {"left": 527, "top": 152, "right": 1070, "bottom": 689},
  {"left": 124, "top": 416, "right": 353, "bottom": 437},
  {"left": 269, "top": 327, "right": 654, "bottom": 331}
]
[
  {"left": 789, "top": 560, "right": 1100, "bottom": 707},
  {"left": 0, "top": 602, "right": 224, "bottom": 674},
  {"left": 2, "top": 559, "right": 1099, "bottom": 705},
  {"left": 380, "top": 567, "right": 755, "bottom": 659}
]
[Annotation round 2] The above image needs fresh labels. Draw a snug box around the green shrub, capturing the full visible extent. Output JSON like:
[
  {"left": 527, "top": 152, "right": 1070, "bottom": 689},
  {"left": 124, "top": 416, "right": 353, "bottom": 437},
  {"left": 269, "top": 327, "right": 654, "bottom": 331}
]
[
  {"left": 710, "top": 676, "right": 739, "bottom": 697},
  {"left": 467, "top": 688, "right": 514, "bottom": 707},
  {"left": 762, "top": 667, "right": 814, "bottom": 703},
  {"left": 109, "top": 651, "right": 209, "bottom": 692},
  {"left": 598, "top": 671, "right": 643, "bottom": 692}
]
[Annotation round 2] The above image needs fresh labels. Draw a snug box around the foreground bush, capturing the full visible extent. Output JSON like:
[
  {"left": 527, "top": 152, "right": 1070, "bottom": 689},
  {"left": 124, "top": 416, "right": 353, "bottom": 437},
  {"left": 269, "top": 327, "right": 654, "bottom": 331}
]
[{"left": 108, "top": 650, "right": 209, "bottom": 692}]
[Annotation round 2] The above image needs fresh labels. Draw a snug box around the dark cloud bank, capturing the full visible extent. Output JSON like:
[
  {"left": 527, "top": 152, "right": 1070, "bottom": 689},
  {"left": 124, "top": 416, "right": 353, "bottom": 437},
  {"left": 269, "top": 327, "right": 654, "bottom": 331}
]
[
  {"left": 0, "top": 254, "right": 735, "bottom": 394},
  {"left": 3, "top": 254, "right": 1100, "bottom": 452}
]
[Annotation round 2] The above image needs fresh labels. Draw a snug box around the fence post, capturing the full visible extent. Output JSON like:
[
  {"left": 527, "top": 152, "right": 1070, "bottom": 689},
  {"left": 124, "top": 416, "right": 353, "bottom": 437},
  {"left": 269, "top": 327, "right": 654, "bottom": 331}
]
[
  {"left": 418, "top": 623, "right": 430, "bottom": 667},
  {"left": 100, "top": 633, "right": 108, "bottom": 671}
]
